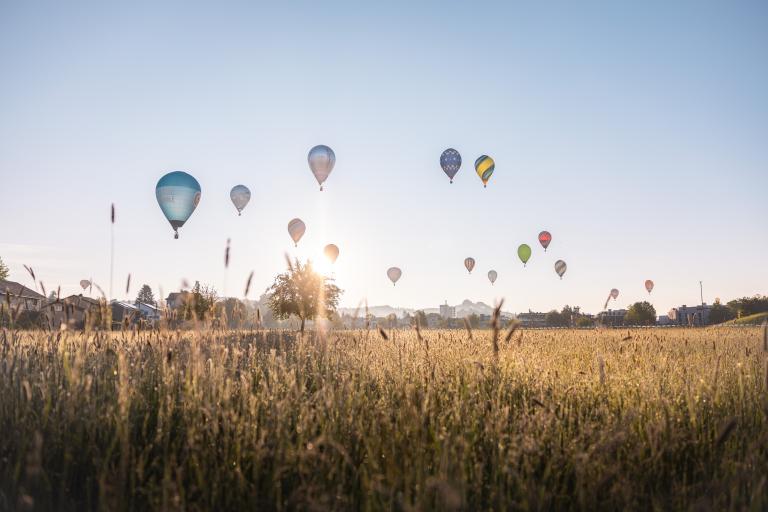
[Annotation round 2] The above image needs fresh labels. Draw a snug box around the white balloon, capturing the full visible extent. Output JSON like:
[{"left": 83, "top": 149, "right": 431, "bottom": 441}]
[
  {"left": 487, "top": 270, "right": 497, "bottom": 285},
  {"left": 308, "top": 145, "right": 336, "bottom": 190},
  {"left": 230, "top": 185, "right": 251, "bottom": 215},
  {"left": 387, "top": 267, "right": 402, "bottom": 285},
  {"left": 287, "top": 218, "right": 306, "bottom": 246}
]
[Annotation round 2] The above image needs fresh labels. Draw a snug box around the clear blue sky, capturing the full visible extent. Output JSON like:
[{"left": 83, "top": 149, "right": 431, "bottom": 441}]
[{"left": 1, "top": 1, "right": 767, "bottom": 314}]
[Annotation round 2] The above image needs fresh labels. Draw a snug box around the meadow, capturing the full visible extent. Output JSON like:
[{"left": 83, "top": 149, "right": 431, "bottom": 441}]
[{"left": 1, "top": 326, "right": 767, "bottom": 511}]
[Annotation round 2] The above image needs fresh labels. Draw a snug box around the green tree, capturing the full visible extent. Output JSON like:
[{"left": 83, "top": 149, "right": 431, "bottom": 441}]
[
  {"left": 216, "top": 297, "right": 246, "bottom": 328},
  {"left": 625, "top": 301, "right": 657, "bottom": 325},
  {"left": 709, "top": 299, "right": 736, "bottom": 324},
  {"left": 184, "top": 281, "right": 217, "bottom": 321},
  {"left": 415, "top": 310, "right": 428, "bottom": 328},
  {"left": 0, "top": 257, "right": 9, "bottom": 280},
  {"left": 267, "top": 259, "right": 342, "bottom": 332},
  {"left": 545, "top": 310, "right": 568, "bottom": 327},
  {"left": 576, "top": 316, "right": 595, "bottom": 327},
  {"left": 726, "top": 295, "right": 768, "bottom": 318},
  {"left": 135, "top": 284, "right": 156, "bottom": 305}
]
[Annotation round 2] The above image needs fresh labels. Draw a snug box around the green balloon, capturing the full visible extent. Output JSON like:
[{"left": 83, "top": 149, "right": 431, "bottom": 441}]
[{"left": 518, "top": 244, "right": 532, "bottom": 266}]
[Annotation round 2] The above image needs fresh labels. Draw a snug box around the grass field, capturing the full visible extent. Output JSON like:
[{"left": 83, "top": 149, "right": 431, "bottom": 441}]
[{"left": 1, "top": 326, "right": 767, "bottom": 511}]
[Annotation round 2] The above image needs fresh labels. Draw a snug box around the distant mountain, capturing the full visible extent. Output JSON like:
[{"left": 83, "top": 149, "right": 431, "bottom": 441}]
[{"left": 338, "top": 300, "right": 513, "bottom": 318}]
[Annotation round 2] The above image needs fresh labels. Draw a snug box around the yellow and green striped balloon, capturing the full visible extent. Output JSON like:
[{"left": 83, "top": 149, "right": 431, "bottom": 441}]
[{"left": 474, "top": 155, "right": 495, "bottom": 187}]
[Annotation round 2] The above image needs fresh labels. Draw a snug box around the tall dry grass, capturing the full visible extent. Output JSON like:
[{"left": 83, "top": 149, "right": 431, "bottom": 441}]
[{"left": 1, "top": 327, "right": 767, "bottom": 510}]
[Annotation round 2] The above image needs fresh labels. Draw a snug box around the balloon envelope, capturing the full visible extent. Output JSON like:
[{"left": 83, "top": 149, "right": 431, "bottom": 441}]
[
  {"left": 610, "top": 288, "right": 620, "bottom": 300},
  {"left": 464, "top": 257, "right": 475, "bottom": 274},
  {"left": 645, "top": 279, "right": 654, "bottom": 294},
  {"left": 538, "top": 231, "right": 552, "bottom": 251},
  {"left": 79, "top": 279, "right": 91, "bottom": 290},
  {"left": 474, "top": 155, "right": 495, "bottom": 187},
  {"left": 440, "top": 149, "right": 462, "bottom": 183},
  {"left": 324, "top": 244, "right": 339, "bottom": 264},
  {"left": 287, "top": 218, "right": 306, "bottom": 246},
  {"left": 308, "top": 145, "right": 336, "bottom": 190},
  {"left": 155, "top": 171, "right": 201, "bottom": 238},
  {"left": 487, "top": 270, "right": 498, "bottom": 284},
  {"left": 230, "top": 185, "right": 251, "bottom": 215},
  {"left": 387, "top": 267, "right": 402, "bottom": 285},
  {"left": 555, "top": 260, "right": 567, "bottom": 279},
  {"left": 518, "top": 244, "right": 532, "bottom": 266}
]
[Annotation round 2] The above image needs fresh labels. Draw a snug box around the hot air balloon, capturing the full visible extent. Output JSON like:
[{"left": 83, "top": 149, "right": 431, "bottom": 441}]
[
  {"left": 80, "top": 279, "right": 91, "bottom": 291},
  {"left": 488, "top": 270, "right": 498, "bottom": 285},
  {"left": 387, "top": 267, "right": 402, "bottom": 286},
  {"left": 610, "top": 288, "right": 619, "bottom": 300},
  {"left": 324, "top": 244, "right": 339, "bottom": 264},
  {"left": 645, "top": 279, "right": 654, "bottom": 294},
  {"left": 155, "top": 171, "right": 201, "bottom": 239},
  {"left": 538, "top": 231, "right": 552, "bottom": 251},
  {"left": 440, "top": 148, "right": 462, "bottom": 183},
  {"left": 287, "top": 218, "right": 306, "bottom": 247},
  {"left": 308, "top": 145, "right": 336, "bottom": 191},
  {"left": 464, "top": 257, "right": 475, "bottom": 274},
  {"left": 230, "top": 185, "right": 251, "bottom": 216},
  {"left": 518, "top": 244, "right": 532, "bottom": 266},
  {"left": 474, "top": 155, "right": 495, "bottom": 187},
  {"left": 555, "top": 260, "right": 567, "bottom": 279}
]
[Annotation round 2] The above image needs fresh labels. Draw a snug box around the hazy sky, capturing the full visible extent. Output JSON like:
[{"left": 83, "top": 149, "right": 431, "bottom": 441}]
[{"left": 1, "top": 1, "right": 767, "bottom": 314}]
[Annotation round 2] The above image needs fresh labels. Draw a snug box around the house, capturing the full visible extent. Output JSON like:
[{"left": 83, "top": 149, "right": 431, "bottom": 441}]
[
  {"left": 517, "top": 311, "right": 547, "bottom": 328},
  {"left": 0, "top": 279, "right": 46, "bottom": 312},
  {"left": 670, "top": 304, "right": 711, "bottom": 326},
  {"left": 596, "top": 309, "right": 627, "bottom": 327},
  {"left": 137, "top": 302, "right": 161, "bottom": 322},
  {"left": 111, "top": 301, "right": 140, "bottom": 329},
  {"left": 42, "top": 295, "right": 102, "bottom": 330},
  {"left": 166, "top": 291, "right": 191, "bottom": 310}
]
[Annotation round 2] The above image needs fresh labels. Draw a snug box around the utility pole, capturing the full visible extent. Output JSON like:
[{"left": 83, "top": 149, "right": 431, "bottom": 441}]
[{"left": 699, "top": 281, "right": 703, "bottom": 306}]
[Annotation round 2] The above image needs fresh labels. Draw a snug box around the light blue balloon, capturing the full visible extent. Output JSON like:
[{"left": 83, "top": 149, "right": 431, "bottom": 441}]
[{"left": 155, "top": 171, "right": 201, "bottom": 239}]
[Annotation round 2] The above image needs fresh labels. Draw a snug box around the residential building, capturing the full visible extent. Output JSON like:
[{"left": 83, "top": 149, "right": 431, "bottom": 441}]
[
  {"left": 596, "top": 309, "right": 627, "bottom": 326},
  {"left": 0, "top": 279, "right": 46, "bottom": 312},
  {"left": 42, "top": 295, "right": 102, "bottom": 330},
  {"left": 439, "top": 301, "right": 456, "bottom": 319},
  {"left": 670, "top": 304, "right": 711, "bottom": 326},
  {"left": 111, "top": 301, "right": 140, "bottom": 329},
  {"left": 166, "top": 291, "right": 190, "bottom": 310},
  {"left": 137, "top": 302, "right": 161, "bottom": 322},
  {"left": 517, "top": 310, "right": 547, "bottom": 328}
]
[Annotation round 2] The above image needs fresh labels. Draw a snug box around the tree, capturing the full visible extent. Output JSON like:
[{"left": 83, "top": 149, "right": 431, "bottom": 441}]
[
  {"left": 624, "top": 301, "right": 656, "bottom": 325},
  {"left": 467, "top": 313, "right": 480, "bottom": 328},
  {"left": 184, "top": 281, "right": 217, "bottom": 321},
  {"left": 135, "top": 284, "right": 156, "bottom": 305},
  {"left": 415, "top": 310, "right": 428, "bottom": 329},
  {"left": 215, "top": 297, "right": 247, "bottom": 328},
  {"left": 726, "top": 295, "right": 768, "bottom": 318},
  {"left": 0, "top": 257, "right": 8, "bottom": 280},
  {"left": 267, "top": 259, "right": 342, "bottom": 332},
  {"left": 48, "top": 291, "right": 58, "bottom": 301},
  {"left": 709, "top": 299, "right": 736, "bottom": 325},
  {"left": 545, "top": 310, "right": 568, "bottom": 327},
  {"left": 576, "top": 316, "right": 595, "bottom": 327}
]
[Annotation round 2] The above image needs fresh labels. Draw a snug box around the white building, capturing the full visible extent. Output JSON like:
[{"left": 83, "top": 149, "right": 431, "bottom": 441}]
[{"left": 439, "top": 301, "right": 456, "bottom": 319}]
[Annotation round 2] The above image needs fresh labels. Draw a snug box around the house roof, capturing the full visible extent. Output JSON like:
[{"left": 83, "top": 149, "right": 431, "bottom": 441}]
[
  {"left": 137, "top": 301, "right": 160, "bottom": 311},
  {"left": 111, "top": 300, "right": 138, "bottom": 311},
  {"left": 0, "top": 279, "right": 46, "bottom": 300}
]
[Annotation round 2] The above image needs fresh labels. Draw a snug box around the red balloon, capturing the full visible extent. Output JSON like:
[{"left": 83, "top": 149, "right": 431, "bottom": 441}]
[{"left": 538, "top": 231, "right": 552, "bottom": 251}]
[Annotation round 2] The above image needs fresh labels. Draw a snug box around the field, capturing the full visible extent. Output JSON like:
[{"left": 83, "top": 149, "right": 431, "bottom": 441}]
[{"left": 1, "top": 326, "right": 767, "bottom": 511}]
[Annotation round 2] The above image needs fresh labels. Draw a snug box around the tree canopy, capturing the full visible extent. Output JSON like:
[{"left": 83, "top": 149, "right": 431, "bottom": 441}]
[
  {"left": 0, "top": 257, "right": 8, "bottom": 281},
  {"left": 135, "top": 284, "right": 156, "bottom": 306},
  {"left": 267, "top": 259, "right": 342, "bottom": 332},
  {"left": 625, "top": 301, "right": 656, "bottom": 325}
]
